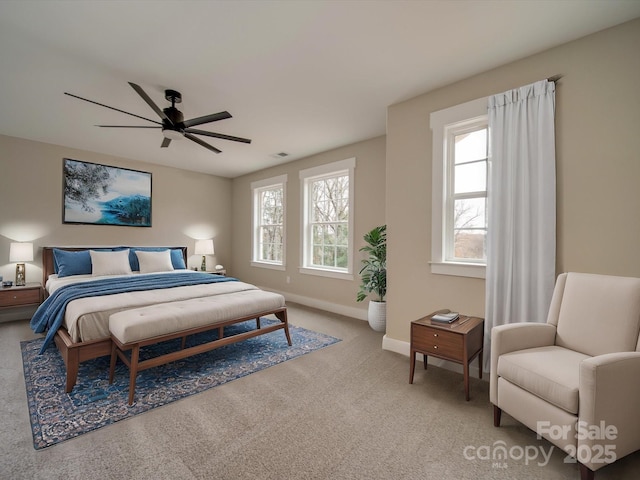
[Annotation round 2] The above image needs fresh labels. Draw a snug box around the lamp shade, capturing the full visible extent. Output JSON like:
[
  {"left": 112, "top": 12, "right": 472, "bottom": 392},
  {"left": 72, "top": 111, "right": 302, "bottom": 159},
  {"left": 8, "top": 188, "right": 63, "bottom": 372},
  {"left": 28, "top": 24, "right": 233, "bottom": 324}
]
[
  {"left": 194, "top": 239, "right": 214, "bottom": 255},
  {"left": 9, "top": 242, "right": 33, "bottom": 262}
]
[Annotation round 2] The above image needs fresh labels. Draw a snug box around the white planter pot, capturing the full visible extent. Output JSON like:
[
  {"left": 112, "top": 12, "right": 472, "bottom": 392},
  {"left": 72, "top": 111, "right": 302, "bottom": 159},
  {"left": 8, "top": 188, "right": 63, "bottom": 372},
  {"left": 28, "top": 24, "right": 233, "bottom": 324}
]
[{"left": 368, "top": 300, "right": 387, "bottom": 332}]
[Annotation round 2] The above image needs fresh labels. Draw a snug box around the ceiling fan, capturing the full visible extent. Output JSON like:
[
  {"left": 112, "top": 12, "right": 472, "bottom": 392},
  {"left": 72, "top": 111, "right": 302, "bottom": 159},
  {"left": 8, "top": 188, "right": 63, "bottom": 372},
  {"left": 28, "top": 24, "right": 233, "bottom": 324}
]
[{"left": 64, "top": 82, "right": 251, "bottom": 154}]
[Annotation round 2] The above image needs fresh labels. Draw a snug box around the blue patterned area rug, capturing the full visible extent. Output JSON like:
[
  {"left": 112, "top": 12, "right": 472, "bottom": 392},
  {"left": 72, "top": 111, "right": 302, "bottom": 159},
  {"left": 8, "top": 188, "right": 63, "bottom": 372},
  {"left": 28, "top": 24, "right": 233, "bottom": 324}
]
[{"left": 21, "top": 319, "right": 340, "bottom": 449}]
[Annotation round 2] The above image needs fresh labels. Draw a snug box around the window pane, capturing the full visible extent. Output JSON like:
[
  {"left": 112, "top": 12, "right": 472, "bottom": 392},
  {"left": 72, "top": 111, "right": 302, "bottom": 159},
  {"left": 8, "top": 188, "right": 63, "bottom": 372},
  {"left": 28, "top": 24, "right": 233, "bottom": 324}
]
[
  {"left": 313, "top": 246, "right": 323, "bottom": 265},
  {"left": 336, "top": 247, "right": 348, "bottom": 268},
  {"left": 454, "top": 229, "right": 486, "bottom": 260},
  {"left": 454, "top": 129, "right": 487, "bottom": 164},
  {"left": 254, "top": 183, "right": 284, "bottom": 265},
  {"left": 325, "top": 225, "right": 336, "bottom": 245},
  {"left": 454, "top": 162, "right": 486, "bottom": 194},
  {"left": 323, "top": 246, "right": 335, "bottom": 267},
  {"left": 454, "top": 198, "right": 486, "bottom": 229},
  {"left": 336, "top": 224, "right": 348, "bottom": 246}
]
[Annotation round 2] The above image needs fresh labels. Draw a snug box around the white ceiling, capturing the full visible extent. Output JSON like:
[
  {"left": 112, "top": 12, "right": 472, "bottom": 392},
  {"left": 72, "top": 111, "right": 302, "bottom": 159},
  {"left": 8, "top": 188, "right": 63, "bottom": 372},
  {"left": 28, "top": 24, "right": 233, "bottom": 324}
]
[{"left": 1, "top": 1, "right": 639, "bottom": 178}]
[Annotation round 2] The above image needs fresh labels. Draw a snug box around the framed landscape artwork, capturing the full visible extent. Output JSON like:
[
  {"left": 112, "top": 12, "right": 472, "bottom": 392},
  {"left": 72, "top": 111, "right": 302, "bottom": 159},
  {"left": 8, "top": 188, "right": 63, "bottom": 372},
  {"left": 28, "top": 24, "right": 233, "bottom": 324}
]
[{"left": 62, "top": 158, "right": 152, "bottom": 227}]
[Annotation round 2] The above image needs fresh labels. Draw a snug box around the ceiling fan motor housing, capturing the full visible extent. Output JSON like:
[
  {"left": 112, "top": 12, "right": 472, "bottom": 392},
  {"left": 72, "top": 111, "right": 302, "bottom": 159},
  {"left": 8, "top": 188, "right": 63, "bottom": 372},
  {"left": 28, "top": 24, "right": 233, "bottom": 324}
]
[
  {"left": 163, "top": 106, "right": 184, "bottom": 126},
  {"left": 163, "top": 89, "right": 184, "bottom": 135}
]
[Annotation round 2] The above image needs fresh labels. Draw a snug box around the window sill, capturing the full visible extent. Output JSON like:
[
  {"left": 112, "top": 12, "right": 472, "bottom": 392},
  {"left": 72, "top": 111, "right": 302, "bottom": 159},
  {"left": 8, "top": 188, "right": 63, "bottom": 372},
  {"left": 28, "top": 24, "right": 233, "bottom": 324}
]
[
  {"left": 299, "top": 267, "right": 354, "bottom": 281},
  {"left": 251, "top": 261, "right": 286, "bottom": 271},
  {"left": 429, "top": 261, "right": 485, "bottom": 279}
]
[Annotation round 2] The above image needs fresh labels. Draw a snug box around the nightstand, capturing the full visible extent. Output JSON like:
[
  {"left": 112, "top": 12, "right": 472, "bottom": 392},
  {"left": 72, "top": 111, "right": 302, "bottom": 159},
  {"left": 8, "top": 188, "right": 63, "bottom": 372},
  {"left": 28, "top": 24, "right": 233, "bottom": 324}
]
[
  {"left": 0, "top": 282, "right": 43, "bottom": 310},
  {"left": 409, "top": 310, "right": 484, "bottom": 401},
  {"left": 203, "top": 269, "right": 226, "bottom": 276}
]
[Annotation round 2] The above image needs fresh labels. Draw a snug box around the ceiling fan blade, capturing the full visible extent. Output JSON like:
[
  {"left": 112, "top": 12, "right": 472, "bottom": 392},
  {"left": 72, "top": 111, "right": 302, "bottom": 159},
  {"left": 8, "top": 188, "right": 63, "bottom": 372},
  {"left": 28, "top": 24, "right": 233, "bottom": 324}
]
[
  {"left": 184, "top": 128, "right": 252, "bottom": 144},
  {"left": 65, "top": 92, "right": 162, "bottom": 125},
  {"left": 128, "top": 82, "right": 172, "bottom": 125},
  {"left": 183, "top": 111, "right": 232, "bottom": 128},
  {"left": 95, "top": 125, "right": 161, "bottom": 128},
  {"left": 161, "top": 137, "right": 171, "bottom": 148},
  {"left": 184, "top": 133, "right": 222, "bottom": 154}
]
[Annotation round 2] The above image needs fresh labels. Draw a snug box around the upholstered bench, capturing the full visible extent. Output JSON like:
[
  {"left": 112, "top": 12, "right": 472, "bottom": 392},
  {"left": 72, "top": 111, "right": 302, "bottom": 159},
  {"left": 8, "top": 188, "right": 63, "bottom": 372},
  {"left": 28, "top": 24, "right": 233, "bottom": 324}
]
[{"left": 108, "top": 290, "right": 290, "bottom": 404}]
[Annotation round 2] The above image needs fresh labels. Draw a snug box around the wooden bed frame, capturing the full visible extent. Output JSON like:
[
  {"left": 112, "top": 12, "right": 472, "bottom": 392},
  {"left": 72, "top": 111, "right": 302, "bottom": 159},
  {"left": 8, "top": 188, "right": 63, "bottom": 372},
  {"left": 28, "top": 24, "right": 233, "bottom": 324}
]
[{"left": 42, "top": 246, "right": 188, "bottom": 393}]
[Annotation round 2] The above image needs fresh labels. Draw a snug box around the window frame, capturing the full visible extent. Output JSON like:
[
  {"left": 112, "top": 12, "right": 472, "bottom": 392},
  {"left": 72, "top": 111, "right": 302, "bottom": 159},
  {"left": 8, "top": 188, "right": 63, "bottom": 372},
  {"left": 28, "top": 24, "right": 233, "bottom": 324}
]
[
  {"left": 299, "top": 158, "right": 355, "bottom": 280},
  {"left": 430, "top": 97, "right": 487, "bottom": 279},
  {"left": 251, "top": 174, "right": 287, "bottom": 271}
]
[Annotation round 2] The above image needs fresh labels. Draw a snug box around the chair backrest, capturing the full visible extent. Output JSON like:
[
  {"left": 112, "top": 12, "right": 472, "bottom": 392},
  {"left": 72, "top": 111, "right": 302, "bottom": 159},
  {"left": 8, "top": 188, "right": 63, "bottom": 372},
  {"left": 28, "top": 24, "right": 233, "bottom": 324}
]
[{"left": 547, "top": 272, "right": 640, "bottom": 356}]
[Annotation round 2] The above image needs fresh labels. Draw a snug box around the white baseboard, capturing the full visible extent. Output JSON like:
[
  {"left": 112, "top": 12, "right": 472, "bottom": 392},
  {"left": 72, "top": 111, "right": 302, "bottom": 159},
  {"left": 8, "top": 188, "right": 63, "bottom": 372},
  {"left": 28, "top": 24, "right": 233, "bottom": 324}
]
[{"left": 258, "top": 287, "right": 368, "bottom": 322}]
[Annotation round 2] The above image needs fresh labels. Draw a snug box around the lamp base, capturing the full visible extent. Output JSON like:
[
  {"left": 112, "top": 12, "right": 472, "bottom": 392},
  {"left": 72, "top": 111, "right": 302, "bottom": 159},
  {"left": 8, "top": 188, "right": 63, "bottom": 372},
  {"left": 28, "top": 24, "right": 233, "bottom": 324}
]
[
  {"left": 15, "top": 263, "right": 26, "bottom": 286},
  {"left": 201, "top": 256, "right": 207, "bottom": 272}
]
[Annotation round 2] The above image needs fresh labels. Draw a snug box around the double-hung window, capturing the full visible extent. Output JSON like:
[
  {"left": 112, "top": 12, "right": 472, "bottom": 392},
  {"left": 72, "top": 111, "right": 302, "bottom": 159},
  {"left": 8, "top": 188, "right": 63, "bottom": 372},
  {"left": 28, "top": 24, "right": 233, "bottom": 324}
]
[
  {"left": 431, "top": 97, "right": 488, "bottom": 278},
  {"left": 300, "top": 158, "right": 355, "bottom": 279},
  {"left": 251, "top": 175, "right": 286, "bottom": 270}
]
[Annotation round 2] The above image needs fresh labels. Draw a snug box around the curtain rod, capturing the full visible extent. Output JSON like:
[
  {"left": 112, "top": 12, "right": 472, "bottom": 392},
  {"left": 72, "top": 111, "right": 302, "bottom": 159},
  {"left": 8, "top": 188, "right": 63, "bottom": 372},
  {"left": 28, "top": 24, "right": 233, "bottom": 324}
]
[{"left": 547, "top": 74, "right": 562, "bottom": 83}]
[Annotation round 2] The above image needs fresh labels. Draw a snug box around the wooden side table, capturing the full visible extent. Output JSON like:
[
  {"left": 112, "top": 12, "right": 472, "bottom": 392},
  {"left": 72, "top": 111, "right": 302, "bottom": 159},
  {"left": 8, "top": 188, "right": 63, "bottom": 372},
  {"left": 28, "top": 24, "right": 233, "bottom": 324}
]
[
  {"left": 0, "top": 282, "right": 43, "bottom": 310},
  {"left": 409, "top": 310, "right": 484, "bottom": 401},
  {"left": 203, "top": 269, "right": 226, "bottom": 276}
]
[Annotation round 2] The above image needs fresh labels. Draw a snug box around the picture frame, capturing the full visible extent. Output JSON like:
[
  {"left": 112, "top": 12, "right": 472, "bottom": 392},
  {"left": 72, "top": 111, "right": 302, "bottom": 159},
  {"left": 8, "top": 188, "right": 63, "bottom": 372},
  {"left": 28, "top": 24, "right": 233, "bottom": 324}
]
[{"left": 62, "top": 158, "right": 152, "bottom": 227}]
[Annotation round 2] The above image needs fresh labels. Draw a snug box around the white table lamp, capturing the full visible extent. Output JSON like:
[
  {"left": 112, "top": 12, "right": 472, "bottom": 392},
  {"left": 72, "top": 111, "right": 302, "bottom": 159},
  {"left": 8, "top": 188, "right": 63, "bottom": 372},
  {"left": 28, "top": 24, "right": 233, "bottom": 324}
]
[
  {"left": 194, "top": 239, "right": 214, "bottom": 272},
  {"left": 9, "top": 242, "right": 33, "bottom": 286}
]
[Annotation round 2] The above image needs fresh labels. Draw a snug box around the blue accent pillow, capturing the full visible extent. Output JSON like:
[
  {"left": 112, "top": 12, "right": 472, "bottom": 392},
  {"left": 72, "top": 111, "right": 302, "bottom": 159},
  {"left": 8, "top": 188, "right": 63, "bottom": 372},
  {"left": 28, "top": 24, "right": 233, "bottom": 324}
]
[
  {"left": 126, "top": 247, "right": 186, "bottom": 271},
  {"left": 170, "top": 249, "right": 187, "bottom": 269},
  {"left": 53, "top": 249, "right": 92, "bottom": 277}
]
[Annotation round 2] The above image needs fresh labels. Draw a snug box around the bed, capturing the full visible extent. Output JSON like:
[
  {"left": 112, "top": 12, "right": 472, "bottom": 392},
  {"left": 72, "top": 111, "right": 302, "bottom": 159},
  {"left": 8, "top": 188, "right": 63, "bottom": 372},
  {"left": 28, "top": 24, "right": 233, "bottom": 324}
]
[{"left": 34, "top": 246, "right": 289, "bottom": 393}]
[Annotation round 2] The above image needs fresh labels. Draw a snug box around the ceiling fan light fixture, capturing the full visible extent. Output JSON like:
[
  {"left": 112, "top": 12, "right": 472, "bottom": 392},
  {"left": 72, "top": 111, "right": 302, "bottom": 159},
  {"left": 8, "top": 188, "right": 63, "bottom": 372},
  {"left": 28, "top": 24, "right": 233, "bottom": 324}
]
[{"left": 163, "top": 129, "right": 183, "bottom": 141}]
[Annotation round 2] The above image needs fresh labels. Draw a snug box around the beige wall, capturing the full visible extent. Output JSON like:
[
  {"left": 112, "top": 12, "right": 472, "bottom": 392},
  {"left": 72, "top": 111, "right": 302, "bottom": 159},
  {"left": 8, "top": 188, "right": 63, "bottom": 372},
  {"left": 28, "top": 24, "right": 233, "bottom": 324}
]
[
  {"left": 0, "top": 134, "right": 232, "bottom": 321},
  {"left": 231, "top": 136, "right": 386, "bottom": 319},
  {"left": 385, "top": 19, "right": 640, "bottom": 344}
]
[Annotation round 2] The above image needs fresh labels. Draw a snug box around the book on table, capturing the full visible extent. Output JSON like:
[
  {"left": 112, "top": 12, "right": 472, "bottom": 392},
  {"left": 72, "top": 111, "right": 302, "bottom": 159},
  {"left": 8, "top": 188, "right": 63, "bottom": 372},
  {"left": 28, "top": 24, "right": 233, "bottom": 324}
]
[{"left": 431, "top": 312, "right": 459, "bottom": 323}]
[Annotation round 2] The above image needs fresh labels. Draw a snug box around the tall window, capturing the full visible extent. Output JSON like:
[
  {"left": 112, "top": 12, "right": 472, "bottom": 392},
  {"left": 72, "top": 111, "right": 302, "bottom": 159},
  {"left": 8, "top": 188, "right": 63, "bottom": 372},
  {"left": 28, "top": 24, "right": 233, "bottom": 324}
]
[
  {"left": 251, "top": 175, "right": 286, "bottom": 270},
  {"left": 446, "top": 121, "right": 487, "bottom": 262},
  {"left": 300, "top": 158, "right": 355, "bottom": 279},
  {"left": 430, "top": 97, "right": 487, "bottom": 278}
]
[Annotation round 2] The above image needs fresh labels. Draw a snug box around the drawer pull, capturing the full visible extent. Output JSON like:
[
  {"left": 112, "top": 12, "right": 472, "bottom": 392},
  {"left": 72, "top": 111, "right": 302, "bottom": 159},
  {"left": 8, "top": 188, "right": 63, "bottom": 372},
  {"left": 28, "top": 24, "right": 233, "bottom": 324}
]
[
  {"left": 433, "top": 345, "right": 438, "bottom": 349},
  {"left": 433, "top": 333, "right": 438, "bottom": 337}
]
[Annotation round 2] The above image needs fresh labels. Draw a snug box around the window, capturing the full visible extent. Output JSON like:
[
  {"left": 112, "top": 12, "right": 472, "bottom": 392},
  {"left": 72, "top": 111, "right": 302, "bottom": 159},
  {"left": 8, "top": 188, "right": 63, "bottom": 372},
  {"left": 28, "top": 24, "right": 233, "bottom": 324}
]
[
  {"left": 300, "top": 158, "right": 355, "bottom": 279},
  {"left": 431, "top": 98, "right": 487, "bottom": 278},
  {"left": 251, "top": 175, "right": 286, "bottom": 270}
]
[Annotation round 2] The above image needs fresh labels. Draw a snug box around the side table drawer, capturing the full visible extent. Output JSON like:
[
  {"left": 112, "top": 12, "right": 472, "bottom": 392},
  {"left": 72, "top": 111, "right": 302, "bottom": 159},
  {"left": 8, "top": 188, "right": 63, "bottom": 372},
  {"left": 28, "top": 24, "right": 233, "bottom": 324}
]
[
  {"left": 0, "top": 288, "right": 41, "bottom": 307},
  {"left": 411, "top": 325, "right": 463, "bottom": 361}
]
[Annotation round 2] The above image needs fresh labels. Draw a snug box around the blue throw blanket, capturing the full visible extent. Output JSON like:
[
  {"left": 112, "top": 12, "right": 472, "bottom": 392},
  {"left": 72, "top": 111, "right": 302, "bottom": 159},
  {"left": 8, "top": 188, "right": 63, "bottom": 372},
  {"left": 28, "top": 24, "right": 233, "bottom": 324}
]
[{"left": 31, "top": 272, "right": 238, "bottom": 353}]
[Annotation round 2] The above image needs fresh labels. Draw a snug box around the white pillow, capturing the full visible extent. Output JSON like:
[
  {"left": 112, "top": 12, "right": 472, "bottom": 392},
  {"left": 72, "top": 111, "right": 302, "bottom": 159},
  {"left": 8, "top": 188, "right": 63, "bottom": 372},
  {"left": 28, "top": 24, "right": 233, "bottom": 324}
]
[
  {"left": 90, "top": 249, "right": 133, "bottom": 276},
  {"left": 135, "top": 249, "right": 174, "bottom": 274}
]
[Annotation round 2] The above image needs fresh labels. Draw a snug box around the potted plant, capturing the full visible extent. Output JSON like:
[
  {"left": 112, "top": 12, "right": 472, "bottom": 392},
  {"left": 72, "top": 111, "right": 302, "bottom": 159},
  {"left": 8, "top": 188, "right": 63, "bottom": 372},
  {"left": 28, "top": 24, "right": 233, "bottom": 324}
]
[{"left": 357, "top": 224, "right": 387, "bottom": 332}]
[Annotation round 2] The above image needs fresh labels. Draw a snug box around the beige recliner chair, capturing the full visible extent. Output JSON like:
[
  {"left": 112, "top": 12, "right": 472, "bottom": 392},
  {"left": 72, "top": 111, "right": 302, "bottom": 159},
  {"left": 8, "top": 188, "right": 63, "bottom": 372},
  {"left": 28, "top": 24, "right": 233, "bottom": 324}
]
[{"left": 490, "top": 272, "right": 640, "bottom": 480}]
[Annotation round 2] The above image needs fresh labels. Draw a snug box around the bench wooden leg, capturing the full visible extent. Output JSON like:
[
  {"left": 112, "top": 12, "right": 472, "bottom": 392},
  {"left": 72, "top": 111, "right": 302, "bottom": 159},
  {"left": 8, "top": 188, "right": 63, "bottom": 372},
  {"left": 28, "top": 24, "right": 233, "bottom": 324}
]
[
  {"left": 128, "top": 345, "right": 140, "bottom": 405},
  {"left": 275, "top": 310, "right": 292, "bottom": 346},
  {"left": 109, "top": 341, "right": 117, "bottom": 384}
]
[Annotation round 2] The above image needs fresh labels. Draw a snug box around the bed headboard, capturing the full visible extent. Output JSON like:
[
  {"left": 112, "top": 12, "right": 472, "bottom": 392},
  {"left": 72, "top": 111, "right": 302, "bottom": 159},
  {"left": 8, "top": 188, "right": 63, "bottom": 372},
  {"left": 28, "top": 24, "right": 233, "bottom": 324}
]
[{"left": 42, "top": 246, "right": 188, "bottom": 286}]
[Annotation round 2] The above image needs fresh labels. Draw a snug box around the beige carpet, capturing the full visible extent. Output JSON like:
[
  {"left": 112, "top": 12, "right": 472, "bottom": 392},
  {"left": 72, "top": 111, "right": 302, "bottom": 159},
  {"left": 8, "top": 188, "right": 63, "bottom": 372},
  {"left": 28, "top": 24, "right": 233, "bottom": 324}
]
[{"left": 1, "top": 303, "right": 638, "bottom": 479}]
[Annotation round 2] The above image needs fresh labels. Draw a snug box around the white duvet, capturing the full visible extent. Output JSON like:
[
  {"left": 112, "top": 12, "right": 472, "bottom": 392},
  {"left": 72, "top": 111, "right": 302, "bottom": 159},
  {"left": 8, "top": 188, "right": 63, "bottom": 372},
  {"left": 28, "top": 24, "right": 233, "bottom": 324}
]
[{"left": 46, "top": 272, "right": 267, "bottom": 343}]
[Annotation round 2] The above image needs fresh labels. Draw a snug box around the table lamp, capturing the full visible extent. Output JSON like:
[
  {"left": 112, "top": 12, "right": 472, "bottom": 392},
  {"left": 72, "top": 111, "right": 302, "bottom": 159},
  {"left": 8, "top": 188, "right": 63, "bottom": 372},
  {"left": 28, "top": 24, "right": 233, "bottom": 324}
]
[
  {"left": 194, "top": 239, "right": 214, "bottom": 272},
  {"left": 9, "top": 242, "right": 33, "bottom": 286}
]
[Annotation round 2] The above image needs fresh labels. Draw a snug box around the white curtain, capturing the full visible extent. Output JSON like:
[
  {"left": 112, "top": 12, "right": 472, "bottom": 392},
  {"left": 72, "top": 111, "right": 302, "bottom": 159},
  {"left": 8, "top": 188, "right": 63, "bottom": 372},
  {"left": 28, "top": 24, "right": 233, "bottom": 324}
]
[{"left": 484, "top": 80, "right": 556, "bottom": 372}]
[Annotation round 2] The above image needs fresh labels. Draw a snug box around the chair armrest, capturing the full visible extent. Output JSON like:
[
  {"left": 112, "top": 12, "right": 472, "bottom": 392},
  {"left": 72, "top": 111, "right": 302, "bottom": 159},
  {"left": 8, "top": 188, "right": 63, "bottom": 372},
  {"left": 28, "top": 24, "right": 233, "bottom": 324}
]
[
  {"left": 579, "top": 352, "right": 640, "bottom": 470},
  {"left": 490, "top": 323, "right": 556, "bottom": 404}
]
